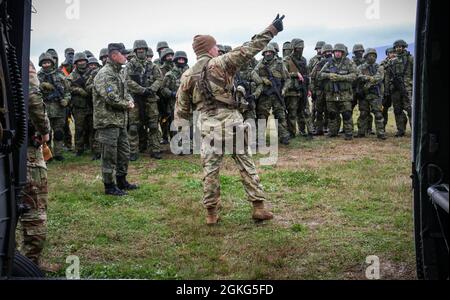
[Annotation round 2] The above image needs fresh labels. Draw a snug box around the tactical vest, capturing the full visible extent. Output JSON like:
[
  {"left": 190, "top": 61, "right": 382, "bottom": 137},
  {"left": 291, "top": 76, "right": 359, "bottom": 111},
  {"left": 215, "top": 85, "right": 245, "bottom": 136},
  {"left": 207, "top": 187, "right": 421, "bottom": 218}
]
[{"left": 323, "top": 58, "right": 353, "bottom": 93}]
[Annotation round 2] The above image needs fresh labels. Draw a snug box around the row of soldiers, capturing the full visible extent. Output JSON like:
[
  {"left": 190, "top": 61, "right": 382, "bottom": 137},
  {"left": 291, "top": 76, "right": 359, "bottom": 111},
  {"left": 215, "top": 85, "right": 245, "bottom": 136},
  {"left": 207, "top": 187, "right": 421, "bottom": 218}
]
[
  {"left": 232, "top": 39, "right": 413, "bottom": 144},
  {"left": 36, "top": 40, "right": 189, "bottom": 162},
  {"left": 36, "top": 38, "right": 413, "bottom": 163}
]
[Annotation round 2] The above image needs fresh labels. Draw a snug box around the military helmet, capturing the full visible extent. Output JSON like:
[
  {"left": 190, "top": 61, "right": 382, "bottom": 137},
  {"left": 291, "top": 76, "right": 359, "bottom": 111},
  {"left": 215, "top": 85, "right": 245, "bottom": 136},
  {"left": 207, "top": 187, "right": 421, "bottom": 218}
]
[
  {"left": 65, "top": 47, "right": 75, "bottom": 55},
  {"left": 385, "top": 47, "right": 395, "bottom": 55},
  {"left": 38, "top": 52, "right": 55, "bottom": 67},
  {"left": 88, "top": 57, "right": 100, "bottom": 66},
  {"left": 364, "top": 48, "right": 378, "bottom": 58},
  {"left": 393, "top": 39, "right": 408, "bottom": 48},
  {"left": 160, "top": 48, "right": 174, "bottom": 60},
  {"left": 46, "top": 48, "right": 58, "bottom": 60},
  {"left": 333, "top": 43, "right": 347, "bottom": 53},
  {"left": 156, "top": 41, "right": 169, "bottom": 52},
  {"left": 99, "top": 48, "right": 108, "bottom": 59},
  {"left": 147, "top": 48, "right": 154, "bottom": 57},
  {"left": 73, "top": 52, "right": 88, "bottom": 64},
  {"left": 352, "top": 44, "right": 365, "bottom": 53},
  {"left": 321, "top": 44, "right": 333, "bottom": 52},
  {"left": 84, "top": 50, "right": 94, "bottom": 58},
  {"left": 217, "top": 44, "right": 226, "bottom": 53},
  {"left": 269, "top": 42, "right": 280, "bottom": 53},
  {"left": 291, "top": 39, "right": 305, "bottom": 49},
  {"left": 262, "top": 44, "right": 276, "bottom": 55},
  {"left": 283, "top": 41, "right": 292, "bottom": 50},
  {"left": 174, "top": 51, "right": 188, "bottom": 62},
  {"left": 133, "top": 40, "right": 149, "bottom": 51},
  {"left": 224, "top": 45, "right": 232, "bottom": 53},
  {"left": 315, "top": 41, "right": 326, "bottom": 50}
]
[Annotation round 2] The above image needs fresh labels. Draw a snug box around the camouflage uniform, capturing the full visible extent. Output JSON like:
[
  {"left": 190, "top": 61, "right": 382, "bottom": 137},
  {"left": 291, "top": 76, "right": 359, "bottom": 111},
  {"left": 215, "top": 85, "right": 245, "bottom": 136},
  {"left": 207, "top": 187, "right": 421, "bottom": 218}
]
[
  {"left": 236, "top": 57, "right": 261, "bottom": 121},
  {"left": 319, "top": 44, "right": 358, "bottom": 139},
  {"left": 66, "top": 53, "right": 94, "bottom": 155},
  {"left": 356, "top": 49, "right": 386, "bottom": 138},
  {"left": 20, "top": 62, "right": 51, "bottom": 265},
  {"left": 380, "top": 48, "right": 396, "bottom": 130},
  {"left": 38, "top": 53, "right": 71, "bottom": 158},
  {"left": 175, "top": 22, "right": 281, "bottom": 220},
  {"left": 125, "top": 54, "right": 163, "bottom": 157},
  {"left": 158, "top": 48, "right": 175, "bottom": 143},
  {"left": 386, "top": 40, "right": 414, "bottom": 136},
  {"left": 310, "top": 44, "right": 333, "bottom": 135},
  {"left": 253, "top": 45, "right": 291, "bottom": 142},
  {"left": 85, "top": 63, "right": 102, "bottom": 158},
  {"left": 93, "top": 58, "right": 132, "bottom": 186},
  {"left": 283, "top": 39, "right": 313, "bottom": 137},
  {"left": 59, "top": 48, "right": 75, "bottom": 150},
  {"left": 160, "top": 53, "right": 189, "bottom": 140}
]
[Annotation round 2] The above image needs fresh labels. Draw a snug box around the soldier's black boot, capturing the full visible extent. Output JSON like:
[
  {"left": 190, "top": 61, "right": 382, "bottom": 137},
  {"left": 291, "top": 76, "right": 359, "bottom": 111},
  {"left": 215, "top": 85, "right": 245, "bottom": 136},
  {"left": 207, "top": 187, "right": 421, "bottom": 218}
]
[
  {"left": 129, "top": 153, "right": 138, "bottom": 162},
  {"left": 344, "top": 134, "right": 353, "bottom": 141},
  {"left": 104, "top": 183, "right": 127, "bottom": 196},
  {"left": 395, "top": 130, "right": 405, "bottom": 138},
  {"left": 306, "top": 133, "right": 314, "bottom": 140},
  {"left": 53, "top": 155, "right": 65, "bottom": 161},
  {"left": 280, "top": 137, "right": 290, "bottom": 145},
  {"left": 150, "top": 151, "right": 162, "bottom": 160},
  {"left": 377, "top": 134, "right": 387, "bottom": 140},
  {"left": 116, "top": 176, "right": 139, "bottom": 191},
  {"left": 76, "top": 150, "right": 84, "bottom": 157}
]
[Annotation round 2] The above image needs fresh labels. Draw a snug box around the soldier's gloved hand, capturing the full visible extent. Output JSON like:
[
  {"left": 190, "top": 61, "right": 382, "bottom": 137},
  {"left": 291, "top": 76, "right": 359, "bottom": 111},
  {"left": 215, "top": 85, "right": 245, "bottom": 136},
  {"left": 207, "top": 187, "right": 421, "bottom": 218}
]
[
  {"left": 272, "top": 14, "right": 285, "bottom": 33},
  {"left": 76, "top": 88, "right": 89, "bottom": 98},
  {"left": 262, "top": 78, "right": 272, "bottom": 86},
  {"left": 40, "top": 82, "right": 55, "bottom": 92},
  {"left": 330, "top": 74, "right": 340, "bottom": 82},
  {"left": 143, "top": 88, "right": 154, "bottom": 97},
  {"left": 127, "top": 101, "right": 135, "bottom": 110},
  {"left": 60, "top": 98, "right": 69, "bottom": 107}
]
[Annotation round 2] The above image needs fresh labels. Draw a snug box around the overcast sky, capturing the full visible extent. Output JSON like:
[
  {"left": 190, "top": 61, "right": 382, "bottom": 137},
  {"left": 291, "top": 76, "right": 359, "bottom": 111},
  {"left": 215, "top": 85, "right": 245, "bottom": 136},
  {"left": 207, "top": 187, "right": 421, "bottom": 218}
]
[{"left": 31, "top": 0, "right": 417, "bottom": 67}]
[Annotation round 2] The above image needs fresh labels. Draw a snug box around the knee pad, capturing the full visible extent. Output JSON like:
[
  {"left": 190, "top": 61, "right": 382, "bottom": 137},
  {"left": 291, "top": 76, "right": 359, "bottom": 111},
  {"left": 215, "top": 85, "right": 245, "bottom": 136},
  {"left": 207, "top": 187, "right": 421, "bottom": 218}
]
[
  {"left": 54, "top": 129, "right": 64, "bottom": 141},
  {"left": 342, "top": 111, "right": 353, "bottom": 122}
]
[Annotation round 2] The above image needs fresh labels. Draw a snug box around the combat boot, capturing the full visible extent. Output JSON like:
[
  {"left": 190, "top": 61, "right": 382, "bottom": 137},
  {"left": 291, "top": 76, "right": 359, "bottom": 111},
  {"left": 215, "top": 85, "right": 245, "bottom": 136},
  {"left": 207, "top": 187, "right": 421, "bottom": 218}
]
[
  {"left": 377, "top": 134, "right": 387, "bottom": 140},
  {"left": 280, "top": 137, "right": 290, "bottom": 145},
  {"left": 252, "top": 201, "right": 273, "bottom": 221},
  {"left": 116, "top": 176, "right": 139, "bottom": 191},
  {"left": 206, "top": 208, "right": 220, "bottom": 225},
  {"left": 395, "top": 131, "right": 405, "bottom": 138},
  {"left": 344, "top": 134, "right": 353, "bottom": 141},
  {"left": 129, "top": 153, "right": 139, "bottom": 161},
  {"left": 53, "top": 155, "right": 65, "bottom": 161},
  {"left": 104, "top": 183, "right": 127, "bottom": 196},
  {"left": 150, "top": 151, "right": 162, "bottom": 160}
]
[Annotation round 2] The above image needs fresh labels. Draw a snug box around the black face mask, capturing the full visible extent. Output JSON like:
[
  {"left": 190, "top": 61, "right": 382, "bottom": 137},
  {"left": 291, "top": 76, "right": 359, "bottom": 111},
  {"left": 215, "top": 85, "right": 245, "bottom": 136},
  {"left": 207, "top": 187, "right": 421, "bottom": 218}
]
[
  {"left": 265, "top": 54, "right": 274, "bottom": 62},
  {"left": 65, "top": 53, "right": 74, "bottom": 65},
  {"left": 354, "top": 52, "right": 363, "bottom": 59},
  {"left": 294, "top": 48, "right": 303, "bottom": 58},
  {"left": 324, "top": 53, "right": 332, "bottom": 59}
]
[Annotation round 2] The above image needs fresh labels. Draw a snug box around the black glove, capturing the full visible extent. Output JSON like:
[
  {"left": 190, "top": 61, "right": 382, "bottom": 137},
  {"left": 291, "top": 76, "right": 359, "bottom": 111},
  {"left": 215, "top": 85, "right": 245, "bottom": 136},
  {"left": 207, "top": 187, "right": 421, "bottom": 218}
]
[
  {"left": 272, "top": 14, "right": 285, "bottom": 32},
  {"left": 245, "top": 95, "right": 256, "bottom": 103},
  {"left": 143, "top": 88, "right": 154, "bottom": 97}
]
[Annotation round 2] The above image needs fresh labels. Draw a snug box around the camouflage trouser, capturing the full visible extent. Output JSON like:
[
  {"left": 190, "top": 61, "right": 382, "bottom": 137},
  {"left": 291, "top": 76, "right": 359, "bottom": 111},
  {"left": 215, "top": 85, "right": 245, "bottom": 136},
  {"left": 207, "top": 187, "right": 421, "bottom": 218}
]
[
  {"left": 147, "top": 100, "right": 161, "bottom": 154},
  {"left": 285, "top": 94, "right": 313, "bottom": 137},
  {"left": 327, "top": 100, "right": 353, "bottom": 136},
  {"left": 353, "top": 91, "right": 373, "bottom": 132},
  {"left": 72, "top": 107, "right": 94, "bottom": 153},
  {"left": 159, "top": 97, "right": 175, "bottom": 142},
  {"left": 391, "top": 89, "right": 412, "bottom": 133},
  {"left": 97, "top": 127, "right": 130, "bottom": 185},
  {"left": 357, "top": 97, "right": 385, "bottom": 136},
  {"left": 313, "top": 90, "right": 328, "bottom": 133},
  {"left": 19, "top": 146, "right": 48, "bottom": 265},
  {"left": 382, "top": 94, "right": 392, "bottom": 130},
  {"left": 63, "top": 108, "right": 73, "bottom": 149},
  {"left": 256, "top": 95, "right": 290, "bottom": 140},
  {"left": 242, "top": 105, "right": 256, "bottom": 122},
  {"left": 48, "top": 116, "right": 65, "bottom": 157},
  {"left": 199, "top": 108, "right": 266, "bottom": 209},
  {"left": 128, "top": 104, "right": 144, "bottom": 155}
]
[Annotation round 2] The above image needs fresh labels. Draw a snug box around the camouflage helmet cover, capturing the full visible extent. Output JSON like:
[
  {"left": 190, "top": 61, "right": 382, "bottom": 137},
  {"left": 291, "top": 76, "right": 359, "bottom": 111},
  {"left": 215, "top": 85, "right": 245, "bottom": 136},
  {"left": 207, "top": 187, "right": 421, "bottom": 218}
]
[
  {"left": 39, "top": 52, "right": 55, "bottom": 67},
  {"left": 364, "top": 48, "right": 378, "bottom": 58},
  {"left": 352, "top": 44, "right": 365, "bottom": 53},
  {"left": 84, "top": 50, "right": 94, "bottom": 58},
  {"left": 73, "top": 52, "right": 88, "bottom": 64},
  {"left": 283, "top": 41, "right": 292, "bottom": 50},
  {"left": 156, "top": 41, "right": 169, "bottom": 52},
  {"left": 269, "top": 42, "right": 280, "bottom": 53},
  {"left": 174, "top": 50, "right": 188, "bottom": 62},
  {"left": 99, "top": 48, "right": 108, "bottom": 59},
  {"left": 393, "top": 39, "right": 408, "bottom": 48},
  {"left": 262, "top": 44, "right": 277, "bottom": 55},
  {"left": 160, "top": 48, "right": 175, "bottom": 60},
  {"left": 291, "top": 39, "right": 305, "bottom": 49},
  {"left": 133, "top": 40, "right": 149, "bottom": 51},
  {"left": 333, "top": 43, "right": 347, "bottom": 53},
  {"left": 321, "top": 44, "right": 333, "bottom": 52},
  {"left": 88, "top": 57, "right": 100, "bottom": 66},
  {"left": 315, "top": 41, "right": 326, "bottom": 50}
]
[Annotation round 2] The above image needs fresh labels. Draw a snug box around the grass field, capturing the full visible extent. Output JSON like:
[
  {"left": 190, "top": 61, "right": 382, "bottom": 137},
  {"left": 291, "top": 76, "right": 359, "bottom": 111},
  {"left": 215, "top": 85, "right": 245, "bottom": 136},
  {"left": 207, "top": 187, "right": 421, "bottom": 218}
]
[{"left": 21, "top": 113, "right": 415, "bottom": 279}]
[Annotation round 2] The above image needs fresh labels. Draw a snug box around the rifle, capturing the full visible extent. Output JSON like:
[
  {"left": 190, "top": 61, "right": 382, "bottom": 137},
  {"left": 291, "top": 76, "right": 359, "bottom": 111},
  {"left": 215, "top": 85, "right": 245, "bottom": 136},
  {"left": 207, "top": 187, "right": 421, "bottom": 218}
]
[
  {"left": 290, "top": 57, "right": 310, "bottom": 106},
  {"left": 234, "top": 72, "right": 254, "bottom": 110},
  {"left": 43, "top": 73, "right": 65, "bottom": 102},
  {"left": 263, "top": 65, "right": 287, "bottom": 113}
]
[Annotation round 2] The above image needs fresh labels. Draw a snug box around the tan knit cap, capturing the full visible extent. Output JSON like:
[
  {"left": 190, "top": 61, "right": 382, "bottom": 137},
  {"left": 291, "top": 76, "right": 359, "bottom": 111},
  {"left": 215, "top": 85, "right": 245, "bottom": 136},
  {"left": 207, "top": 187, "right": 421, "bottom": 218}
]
[{"left": 192, "top": 35, "right": 217, "bottom": 56}]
